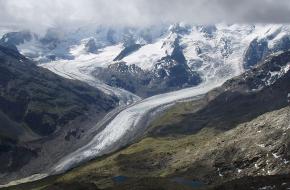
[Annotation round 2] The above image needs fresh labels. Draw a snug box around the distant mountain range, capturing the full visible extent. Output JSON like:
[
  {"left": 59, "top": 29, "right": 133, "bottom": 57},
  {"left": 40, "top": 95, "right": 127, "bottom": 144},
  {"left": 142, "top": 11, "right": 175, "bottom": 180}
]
[{"left": 2, "top": 24, "right": 290, "bottom": 97}]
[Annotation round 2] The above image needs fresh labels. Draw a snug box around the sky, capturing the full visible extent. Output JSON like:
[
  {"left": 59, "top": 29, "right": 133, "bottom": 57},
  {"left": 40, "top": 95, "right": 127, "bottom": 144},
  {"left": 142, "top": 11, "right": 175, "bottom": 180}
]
[{"left": 0, "top": 0, "right": 290, "bottom": 33}]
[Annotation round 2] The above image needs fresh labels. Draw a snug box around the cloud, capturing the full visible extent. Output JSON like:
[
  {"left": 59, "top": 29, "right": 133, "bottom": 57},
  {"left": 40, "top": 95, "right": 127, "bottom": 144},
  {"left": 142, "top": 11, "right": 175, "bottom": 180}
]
[{"left": 0, "top": 0, "right": 290, "bottom": 33}]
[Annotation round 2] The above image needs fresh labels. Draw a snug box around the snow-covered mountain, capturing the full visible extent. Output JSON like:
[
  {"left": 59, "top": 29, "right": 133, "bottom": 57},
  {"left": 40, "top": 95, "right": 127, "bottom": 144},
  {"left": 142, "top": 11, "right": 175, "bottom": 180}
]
[{"left": 1, "top": 23, "right": 290, "bottom": 97}]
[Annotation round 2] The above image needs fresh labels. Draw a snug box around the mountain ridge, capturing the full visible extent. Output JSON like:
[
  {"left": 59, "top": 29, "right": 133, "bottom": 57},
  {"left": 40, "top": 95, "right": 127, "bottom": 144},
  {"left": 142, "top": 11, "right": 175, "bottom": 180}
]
[{"left": 0, "top": 45, "right": 118, "bottom": 184}]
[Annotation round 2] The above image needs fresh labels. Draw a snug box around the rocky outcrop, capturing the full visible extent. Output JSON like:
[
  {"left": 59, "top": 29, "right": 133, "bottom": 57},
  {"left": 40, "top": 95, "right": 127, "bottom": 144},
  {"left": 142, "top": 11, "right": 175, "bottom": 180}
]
[
  {"left": 84, "top": 38, "right": 98, "bottom": 53},
  {"left": 94, "top": 58, "right": 201, "bottom": 98},
  {"left": 95, "top": 33, "right": 202, "bottom": 97},
  {"left": 113, "top": 44, "right": 142, "bottom": 61},
  {"left": 243, "top": 28, "right": 290, "bottom": 69},
  {"left": 0, "top": 31, "right": 33, "bottom": 51}
]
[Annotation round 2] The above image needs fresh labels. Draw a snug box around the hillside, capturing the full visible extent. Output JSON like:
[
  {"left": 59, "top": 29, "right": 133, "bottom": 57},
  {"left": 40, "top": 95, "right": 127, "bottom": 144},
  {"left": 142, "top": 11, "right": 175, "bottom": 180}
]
[{"left": 0, "top": 45, "right": 118, "bottom": 183}]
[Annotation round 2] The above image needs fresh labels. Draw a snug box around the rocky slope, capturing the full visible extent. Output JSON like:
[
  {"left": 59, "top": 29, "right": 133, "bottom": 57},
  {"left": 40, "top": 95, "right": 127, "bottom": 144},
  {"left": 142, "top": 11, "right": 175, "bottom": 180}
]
[
  {"left": 4, "top": 42, "right": 289, "bottom": 190},
  {"left": 0, "top": 45, "right": 118, "bottom": 184}
]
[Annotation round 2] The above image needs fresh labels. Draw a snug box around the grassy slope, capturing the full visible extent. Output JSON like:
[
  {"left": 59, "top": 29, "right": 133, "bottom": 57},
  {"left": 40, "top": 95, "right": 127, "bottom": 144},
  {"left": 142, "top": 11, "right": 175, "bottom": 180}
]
[{"left": 52, "top": 105, "right": 290, "bottom": 190}]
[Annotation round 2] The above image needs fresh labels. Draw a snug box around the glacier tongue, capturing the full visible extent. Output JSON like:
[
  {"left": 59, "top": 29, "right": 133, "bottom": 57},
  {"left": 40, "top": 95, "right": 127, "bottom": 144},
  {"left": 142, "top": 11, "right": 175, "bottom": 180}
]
[{"left": 51, "top": 79, "right": 225, "bottom": 173}]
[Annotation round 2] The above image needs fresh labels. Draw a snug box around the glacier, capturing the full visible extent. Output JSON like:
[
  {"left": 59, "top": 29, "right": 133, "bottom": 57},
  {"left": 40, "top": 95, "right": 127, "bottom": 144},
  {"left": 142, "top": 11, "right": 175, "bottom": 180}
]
[{"left": 51, "top": 79, "right": 224, "bottom": 173}]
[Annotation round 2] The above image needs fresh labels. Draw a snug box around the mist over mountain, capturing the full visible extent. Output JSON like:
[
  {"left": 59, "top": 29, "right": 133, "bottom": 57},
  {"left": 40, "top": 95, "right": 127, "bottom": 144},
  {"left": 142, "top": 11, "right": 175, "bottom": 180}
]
[{"left": 1, "top": 0, "right": 290, "bottom": 34}]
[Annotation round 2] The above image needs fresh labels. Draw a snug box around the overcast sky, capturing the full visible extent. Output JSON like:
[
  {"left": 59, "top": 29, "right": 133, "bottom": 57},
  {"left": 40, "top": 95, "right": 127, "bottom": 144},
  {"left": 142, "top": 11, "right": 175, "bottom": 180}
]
[{"left": 0, "top": 0, "right": 290, "bottom": 33}]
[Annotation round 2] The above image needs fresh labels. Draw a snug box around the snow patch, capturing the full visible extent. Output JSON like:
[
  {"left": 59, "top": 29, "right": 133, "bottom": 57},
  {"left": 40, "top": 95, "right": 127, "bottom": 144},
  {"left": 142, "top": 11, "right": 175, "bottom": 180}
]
[
  {"left": 257, "top": 144, "right": 266, "bottom": 148},
  {"left": 255, "top": 163, "right": 259, "bottom": 169},
  {"left": 217, "top": 168, "right": 223, "bottom": 177},
  {"left": 272, "top": 153, "right": 281, "bottom": 159},
  {"left": 122, "top": 36, "right": 169, "bottom": 70}
]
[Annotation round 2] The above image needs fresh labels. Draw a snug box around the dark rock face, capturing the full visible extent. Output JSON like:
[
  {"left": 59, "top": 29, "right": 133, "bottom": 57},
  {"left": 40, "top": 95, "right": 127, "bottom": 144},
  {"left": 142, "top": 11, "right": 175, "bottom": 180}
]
[
  {"left": 153, "top": 57, "right": 201, "bottom": 88},
  {"left": 168, "top": 36, "right": 186, "bottom": 64},
  {"left": 243, "top": 32, "right": 290, "bottom": 69},
  {"left": 113, "top": 44, "right": 142, "bottom": 61},
  {"left": 84, "top": 38, "right": 98, "bottom": 53},
  {"left": 243, "top": 38, "right": 269, "bottom": 69},
  {"left": 93, "top": 62, "right": 152, "bottom": 97},
  {"left": 154, "top": 36, "right": 202, "bottom": 88},
  {"left": 0, "top": 31, "right": 33, "bottom": 51},
  {"left": 0, "top": 45, "right": 117, "bottom": 179}
]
